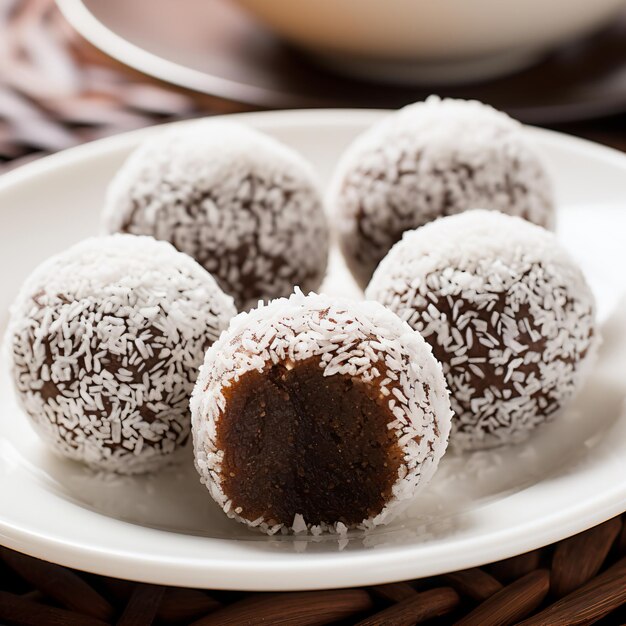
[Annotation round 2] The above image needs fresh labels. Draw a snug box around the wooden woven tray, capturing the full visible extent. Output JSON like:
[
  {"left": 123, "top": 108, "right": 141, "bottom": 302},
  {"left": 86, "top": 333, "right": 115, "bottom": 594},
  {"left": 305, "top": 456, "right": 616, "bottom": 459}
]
[{"left": 1, "top": 514, "right": 625, "bottom": 625}]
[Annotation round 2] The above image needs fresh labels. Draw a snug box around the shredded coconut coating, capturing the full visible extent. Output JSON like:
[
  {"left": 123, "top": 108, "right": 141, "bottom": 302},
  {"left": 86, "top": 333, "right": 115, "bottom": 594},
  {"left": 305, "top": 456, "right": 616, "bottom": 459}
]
[
  {"left": 329, "top": 96, "right": 556, "bottom": 288},
  {"left": 191, "top": 290, "right": 452, "bottom": 534},
  {"left": 366, "top": 210, "right": 598, "bottom": 451},
  {"left": 7, "top": 234, "right": 236, "bottom": 474},
  {"left": 103, "top": 121, "right": 330, "bottom": 311}
]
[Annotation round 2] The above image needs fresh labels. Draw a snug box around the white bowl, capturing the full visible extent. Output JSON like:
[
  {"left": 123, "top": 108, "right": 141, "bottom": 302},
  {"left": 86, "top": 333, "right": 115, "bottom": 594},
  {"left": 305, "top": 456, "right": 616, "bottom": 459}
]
[{"left": 235, "top": 0, "right": 626, "bottom": 84}]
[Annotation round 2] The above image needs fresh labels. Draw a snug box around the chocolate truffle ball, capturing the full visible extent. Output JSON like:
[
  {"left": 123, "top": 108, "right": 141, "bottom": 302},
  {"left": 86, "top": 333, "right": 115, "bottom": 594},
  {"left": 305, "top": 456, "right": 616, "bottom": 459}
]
[
  {"left": 330, "top": 96, "right": 555, "bottom": 288},
  {"left": 191, "top": 290, "right": 452, "bottom": 534},
  {"left": 8, "top": 235, "right": 236, "bottom": 473},
  {"left": 366, "top": 210, "right": 598, "bottom": 451},
  {"left": 103, "top": 121, "right": 330, "bottom": 311}
]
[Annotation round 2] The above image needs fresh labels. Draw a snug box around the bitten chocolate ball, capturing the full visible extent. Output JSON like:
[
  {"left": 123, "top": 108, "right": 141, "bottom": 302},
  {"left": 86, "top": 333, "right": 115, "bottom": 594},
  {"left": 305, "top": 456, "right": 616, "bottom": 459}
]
[
  {"left": 366, "top": 210, "right": 598, "bottom": 451},
  {"left": 191, "top": 290, "right": 452, "bottom": 534},
  {"left": 103, "top": 121, "right": 330, "bottom": 311},
  {"left": 8, "top": 235, "right": 236, "bottom": 473},
  {"left": 330, "top": 96, "right": 555, "bottom": 288}
]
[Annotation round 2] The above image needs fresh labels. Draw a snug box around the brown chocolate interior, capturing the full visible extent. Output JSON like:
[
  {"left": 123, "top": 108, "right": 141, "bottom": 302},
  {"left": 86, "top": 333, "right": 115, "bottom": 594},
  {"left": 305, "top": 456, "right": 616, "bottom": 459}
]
[{"left": 216, "top": 357, "right": 404, "bottom": 528}]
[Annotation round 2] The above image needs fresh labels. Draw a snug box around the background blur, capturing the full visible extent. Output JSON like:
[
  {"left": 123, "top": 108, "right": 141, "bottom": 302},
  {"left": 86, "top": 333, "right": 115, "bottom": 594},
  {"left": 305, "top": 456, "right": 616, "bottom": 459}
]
[{"left": 0, "top": 0, "right": 625, "bottom": 175}]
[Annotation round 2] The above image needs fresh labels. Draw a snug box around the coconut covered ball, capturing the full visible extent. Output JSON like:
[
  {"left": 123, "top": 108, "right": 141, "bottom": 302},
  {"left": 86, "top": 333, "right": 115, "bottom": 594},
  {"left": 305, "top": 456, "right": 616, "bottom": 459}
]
[
  {"left": 103, "top": 121, "right": 330, "bottom": 311},
  {"left": 367, "top": 210, "right": 598, "bottom": 451},
  {"left": 191, "top": 290, "right": 452, "bottom": 535},
  {"left": 8, "top": 235, "right": 236, "bottom": 474},
  {"left": 330, "top": 96, "right": 555, "bottom": 288}
]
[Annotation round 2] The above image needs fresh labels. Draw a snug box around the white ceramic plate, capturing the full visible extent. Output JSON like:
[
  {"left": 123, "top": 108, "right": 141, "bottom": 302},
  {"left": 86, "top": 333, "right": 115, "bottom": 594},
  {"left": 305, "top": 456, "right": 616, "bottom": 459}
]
[{"left": 1, "top": 110, "right": 626, "bottom": 591}]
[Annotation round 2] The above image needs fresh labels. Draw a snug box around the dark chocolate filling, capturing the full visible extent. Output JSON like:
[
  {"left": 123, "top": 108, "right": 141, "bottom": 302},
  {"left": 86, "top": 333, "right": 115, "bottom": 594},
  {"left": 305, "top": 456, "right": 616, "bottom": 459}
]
[{"left": 216, "top": 357, "right": 403, "bottom": 527}]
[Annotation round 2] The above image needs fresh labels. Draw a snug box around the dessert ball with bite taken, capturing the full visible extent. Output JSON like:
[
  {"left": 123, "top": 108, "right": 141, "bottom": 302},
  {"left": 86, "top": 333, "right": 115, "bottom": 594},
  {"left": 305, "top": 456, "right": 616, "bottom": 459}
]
[
  {"left": 330, "top": 96, "right": 555, "bottom": 288},
  {"left": 8, "top": 234, "right": 236, "bottom": 474},
  {"left": 191, "top": 290, "right": 452, "bottom": 534},
  {"left": 103, "top": 121, "right": 330, "bottom": 311},
  {"left": 367, "top": 210, "right": 598, "bottom": 451}
]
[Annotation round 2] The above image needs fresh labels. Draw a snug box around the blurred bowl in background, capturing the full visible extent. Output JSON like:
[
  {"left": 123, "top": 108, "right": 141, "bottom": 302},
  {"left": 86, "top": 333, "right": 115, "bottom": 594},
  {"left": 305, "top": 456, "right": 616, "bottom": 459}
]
[{"left": 234, "top": 0, "right": 626, "bottom": 84}]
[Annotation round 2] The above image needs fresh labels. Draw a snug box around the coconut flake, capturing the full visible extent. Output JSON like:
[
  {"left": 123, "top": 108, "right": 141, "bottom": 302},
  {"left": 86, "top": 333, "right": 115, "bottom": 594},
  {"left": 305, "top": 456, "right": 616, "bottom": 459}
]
[
  {"left": 367, "top": 209, "right": 599, "bottom": 451},
  {"left": 7, "top": 234, "right": 236, "bottom": 474},
  {"left": 329, "top": 96, "right": 555, "bottom": 288},
  {"left": 103, "top": 121, "right": 329, "bottom": 311}
]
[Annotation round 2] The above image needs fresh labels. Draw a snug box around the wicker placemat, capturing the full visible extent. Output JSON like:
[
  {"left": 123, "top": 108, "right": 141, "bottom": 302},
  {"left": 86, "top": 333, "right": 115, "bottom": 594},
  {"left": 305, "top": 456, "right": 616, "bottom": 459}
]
[
  {"left": 1, "top": 514, "right": 625, "bottom": 625},
  {"left": 2, "top": 2, "right": 626, "bottom": 624}
]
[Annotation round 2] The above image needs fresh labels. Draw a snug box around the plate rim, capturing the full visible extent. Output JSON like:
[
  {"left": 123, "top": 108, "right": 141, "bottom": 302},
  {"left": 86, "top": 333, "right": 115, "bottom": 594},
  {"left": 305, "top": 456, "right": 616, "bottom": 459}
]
[
  {"left": 55, "top": 0, "right": 302, "bottom": 109},
  {"left": 2, "top": 107, "right": 626, "bottom": 192},
  {"left": 1, "top": 108, "right": 626, "bottom": 590}
]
